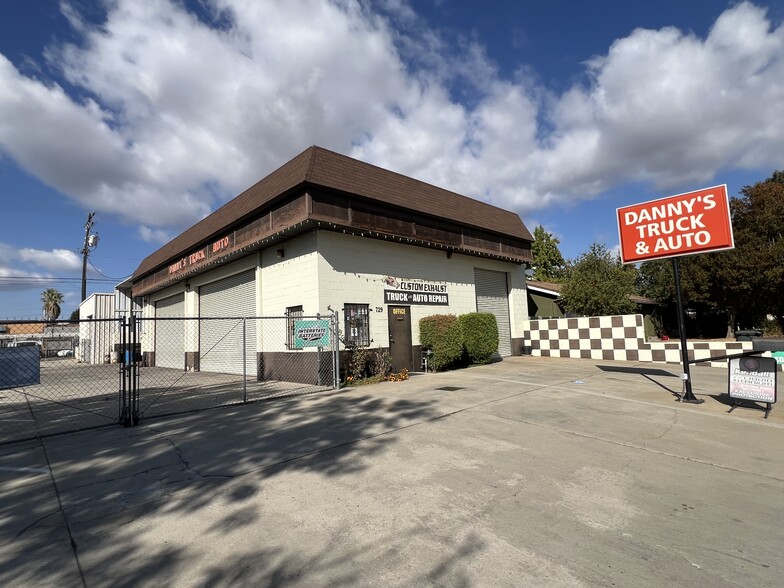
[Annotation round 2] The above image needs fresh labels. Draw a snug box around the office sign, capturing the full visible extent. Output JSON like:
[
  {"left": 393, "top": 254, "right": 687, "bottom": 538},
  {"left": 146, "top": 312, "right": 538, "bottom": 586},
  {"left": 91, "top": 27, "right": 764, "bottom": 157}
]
[
  {"left": 728, "top": 356, "right": 777, "bottom": 404},
  {"left": 617, "top": 185, "right": 734, "bottom": 264}
]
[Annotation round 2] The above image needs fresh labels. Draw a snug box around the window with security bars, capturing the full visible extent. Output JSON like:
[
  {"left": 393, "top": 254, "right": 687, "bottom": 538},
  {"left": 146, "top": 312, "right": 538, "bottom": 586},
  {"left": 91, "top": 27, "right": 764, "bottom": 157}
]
[
  {"left": 344, "top": 303, "right": 370, "bottom": 346},
  {"left": 286, "top": 305, "right": 303, "bottom": 349}
]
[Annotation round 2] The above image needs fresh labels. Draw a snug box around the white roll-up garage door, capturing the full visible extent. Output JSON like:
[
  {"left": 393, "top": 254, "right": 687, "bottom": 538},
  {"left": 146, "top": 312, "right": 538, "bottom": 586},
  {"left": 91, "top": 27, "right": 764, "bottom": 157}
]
[
  {"left": 199, "top": 270, "right": 257, "bottom": 376},
  {"left": 474, "top": 268, "right": 512, "bottom": 357},
  {"left": 155, "top": 294, "right": 184, "bottom": 369}
]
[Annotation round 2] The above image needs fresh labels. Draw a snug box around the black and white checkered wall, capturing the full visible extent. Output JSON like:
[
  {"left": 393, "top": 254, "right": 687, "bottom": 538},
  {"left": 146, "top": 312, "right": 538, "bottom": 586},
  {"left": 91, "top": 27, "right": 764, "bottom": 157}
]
[{"left": 523, "top": 314, "right": 779, "bottom": 370}]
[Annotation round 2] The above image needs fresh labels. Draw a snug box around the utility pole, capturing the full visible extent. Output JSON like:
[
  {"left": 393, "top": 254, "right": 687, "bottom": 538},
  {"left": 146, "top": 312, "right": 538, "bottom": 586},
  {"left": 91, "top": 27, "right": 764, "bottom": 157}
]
[{"left": 81, "top": 211, "right": 98, "bottom": 302}]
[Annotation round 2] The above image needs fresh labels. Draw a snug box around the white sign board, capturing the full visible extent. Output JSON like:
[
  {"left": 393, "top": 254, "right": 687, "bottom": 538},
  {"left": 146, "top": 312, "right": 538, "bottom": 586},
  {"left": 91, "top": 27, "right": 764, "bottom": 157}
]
[{"left": 728, "top": 356, "right": 777, "bottom": 404}]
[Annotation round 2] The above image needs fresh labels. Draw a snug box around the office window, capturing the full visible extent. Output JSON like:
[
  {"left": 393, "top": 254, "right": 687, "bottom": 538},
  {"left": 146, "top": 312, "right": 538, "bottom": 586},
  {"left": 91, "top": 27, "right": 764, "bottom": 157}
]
[
  {"left": 344, "top": 304, "right": 370, "bottom": 346},
  {"left": 286, "top": 305, "right": 303, "bottom": 349}
]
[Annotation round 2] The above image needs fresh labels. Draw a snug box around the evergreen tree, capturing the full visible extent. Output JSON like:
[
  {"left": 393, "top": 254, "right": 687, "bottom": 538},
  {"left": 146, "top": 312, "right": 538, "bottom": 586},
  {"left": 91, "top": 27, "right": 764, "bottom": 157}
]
[{"left": 530, "top": 225, "right": 566, "bottom": 281}]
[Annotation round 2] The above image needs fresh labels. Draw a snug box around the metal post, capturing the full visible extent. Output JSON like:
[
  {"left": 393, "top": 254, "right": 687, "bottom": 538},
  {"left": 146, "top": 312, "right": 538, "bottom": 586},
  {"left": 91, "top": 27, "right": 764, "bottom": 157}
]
[
  {"left": 333, "top": 312, "right": 340, "bottom": 389},
  {"left": 130, "top": 314, "right": 140, "bottom": 424},
  {"left": 119, "top": 315, "right": 128, "bottom": 425},
  {"left": 80, "top": 211, "right": 96, "bottom": 303},
  {"left": 672, "top": 257, "right": 703, "bottom": 404},
  {"left": 242, "top": 318, "right": 247, "bottom": 402}
]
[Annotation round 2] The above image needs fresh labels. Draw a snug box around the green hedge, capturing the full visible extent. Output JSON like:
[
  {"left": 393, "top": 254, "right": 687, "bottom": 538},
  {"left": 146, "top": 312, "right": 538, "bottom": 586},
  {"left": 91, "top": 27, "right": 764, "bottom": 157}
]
[
  {"left": 458, "top": 312, "right": 498, "bottom": 364},
  {"left": 419, "top": 314, "right": 463, "bottom": 371}
]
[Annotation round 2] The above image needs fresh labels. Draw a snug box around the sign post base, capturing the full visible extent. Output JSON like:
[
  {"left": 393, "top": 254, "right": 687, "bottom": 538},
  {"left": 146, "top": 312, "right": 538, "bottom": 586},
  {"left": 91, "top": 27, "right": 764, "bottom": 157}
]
[
  {"left": 679, "top": 375, "right": 704, "bottom": 404},
  {"left": 728, "top": 400, "right": 772, "bottom": 419}
]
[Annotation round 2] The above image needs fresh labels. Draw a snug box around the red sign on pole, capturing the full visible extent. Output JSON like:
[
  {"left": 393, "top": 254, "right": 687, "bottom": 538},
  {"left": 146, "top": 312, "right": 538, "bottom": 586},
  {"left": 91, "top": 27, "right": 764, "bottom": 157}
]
[{"left": 617, "top": 185, "right": 734, "bottom": 264}]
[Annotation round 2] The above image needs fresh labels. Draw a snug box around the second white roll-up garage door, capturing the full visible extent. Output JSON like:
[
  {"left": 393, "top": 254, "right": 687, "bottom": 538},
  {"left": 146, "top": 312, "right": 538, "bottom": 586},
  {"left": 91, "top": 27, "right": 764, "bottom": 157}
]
[
  {"left": 155, "top": 293, "right": 184, "bottom": 369},
  {"left": 474, "top": 268, "right": 512, "bottom": 357},
  {"left": 199, "top": 270, "right": 257, "bottom": 376}
]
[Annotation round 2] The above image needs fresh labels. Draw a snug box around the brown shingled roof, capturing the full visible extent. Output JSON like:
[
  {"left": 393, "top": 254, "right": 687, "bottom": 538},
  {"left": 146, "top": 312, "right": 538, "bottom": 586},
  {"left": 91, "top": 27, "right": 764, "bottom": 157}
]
[{"left": 134, "top": 146, "right": 532, "bottom": 279}]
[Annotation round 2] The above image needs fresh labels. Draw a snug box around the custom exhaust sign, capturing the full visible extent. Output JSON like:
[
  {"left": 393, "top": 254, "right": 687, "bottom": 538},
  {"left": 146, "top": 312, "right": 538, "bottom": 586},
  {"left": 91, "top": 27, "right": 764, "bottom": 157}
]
[{"left": 617, "top": 185, "right": 734, "bottom": 264}]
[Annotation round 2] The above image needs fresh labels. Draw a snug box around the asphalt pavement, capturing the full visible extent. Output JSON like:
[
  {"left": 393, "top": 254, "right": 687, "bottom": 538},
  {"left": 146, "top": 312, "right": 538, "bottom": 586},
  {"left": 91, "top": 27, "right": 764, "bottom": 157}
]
[{"left": 1, "top": 356, "right": 782, "bottom": 587}]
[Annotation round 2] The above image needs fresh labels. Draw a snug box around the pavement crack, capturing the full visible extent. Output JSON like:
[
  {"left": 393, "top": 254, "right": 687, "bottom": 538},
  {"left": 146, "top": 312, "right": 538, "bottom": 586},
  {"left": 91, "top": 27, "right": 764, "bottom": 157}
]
[
  {"left": 699, "top": 546, "right": 771, "bottom": 569},
  {"left": 15, "top": 509, "right": 61, "bottom": 538},
  {"left": 68, "top": 475, "right": 131, "bottom": 491},
  {"left": 652, "top": 410, "right": 677, "bottom": 440},
  {"left": 146, "top": 425, "right": 235, "bottom": 481}
]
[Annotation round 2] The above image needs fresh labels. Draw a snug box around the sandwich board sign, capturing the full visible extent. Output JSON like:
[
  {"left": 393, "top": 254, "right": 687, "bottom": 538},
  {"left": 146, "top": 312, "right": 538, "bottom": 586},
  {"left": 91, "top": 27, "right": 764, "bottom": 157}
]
[
  {"left": 617, "top": 185, "right": 734, "bottom": 264},
  {"left": 728, "top": 355, "right": 777, "bottom": 418},
  {"left": 728, "top": 356, "right": 777, "bottom": 405}
]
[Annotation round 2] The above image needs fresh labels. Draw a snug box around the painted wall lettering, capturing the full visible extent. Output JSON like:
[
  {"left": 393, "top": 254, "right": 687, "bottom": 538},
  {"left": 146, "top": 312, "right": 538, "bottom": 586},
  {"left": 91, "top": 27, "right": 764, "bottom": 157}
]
[{"left": 212, "top": 235, "right": 231, "bottom": 253}]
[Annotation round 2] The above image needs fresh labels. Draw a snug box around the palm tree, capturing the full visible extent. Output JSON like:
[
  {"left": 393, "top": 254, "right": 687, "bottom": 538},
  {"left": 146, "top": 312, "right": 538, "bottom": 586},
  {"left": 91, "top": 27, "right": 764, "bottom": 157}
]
[{"left": 41, "top": 288, "right": 64, "bottom": 321}]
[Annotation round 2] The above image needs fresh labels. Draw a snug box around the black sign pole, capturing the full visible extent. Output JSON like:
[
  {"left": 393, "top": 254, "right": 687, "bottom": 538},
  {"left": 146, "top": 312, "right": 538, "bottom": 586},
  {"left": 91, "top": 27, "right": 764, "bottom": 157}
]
[{"left": 672, "top": 257, "right": 703, "bottom": 404}]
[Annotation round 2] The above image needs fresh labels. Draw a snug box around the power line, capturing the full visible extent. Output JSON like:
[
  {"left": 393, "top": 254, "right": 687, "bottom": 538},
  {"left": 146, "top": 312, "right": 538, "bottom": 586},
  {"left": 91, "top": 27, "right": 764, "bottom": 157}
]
[
  {"left": 88, "top": 258, "right": 132, "bottom": 281},
  {"left": 0, "top": 276, "right": 118, "bottom": 283},
  {"left": 0, "top": 275, "right": 117, "bottom": 281}
]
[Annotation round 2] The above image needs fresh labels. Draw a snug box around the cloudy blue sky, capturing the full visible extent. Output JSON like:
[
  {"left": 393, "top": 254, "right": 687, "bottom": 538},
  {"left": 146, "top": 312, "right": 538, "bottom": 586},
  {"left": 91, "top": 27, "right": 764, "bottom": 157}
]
[{"left": 1, "top": 0, "right": 782, "bottom": 317}]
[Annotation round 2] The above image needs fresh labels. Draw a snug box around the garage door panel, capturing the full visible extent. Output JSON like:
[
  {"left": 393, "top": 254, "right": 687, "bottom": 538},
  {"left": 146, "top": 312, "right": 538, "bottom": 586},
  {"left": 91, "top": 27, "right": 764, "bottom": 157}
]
[
  {"left": 474, "top": 268, "right": 512, "bottom": 357},
  {"left": 155, "top": 294, "right": 184, "bottom": 369},
  {"left": 199, "top": 271, "right": 257, "bottom": 376}
]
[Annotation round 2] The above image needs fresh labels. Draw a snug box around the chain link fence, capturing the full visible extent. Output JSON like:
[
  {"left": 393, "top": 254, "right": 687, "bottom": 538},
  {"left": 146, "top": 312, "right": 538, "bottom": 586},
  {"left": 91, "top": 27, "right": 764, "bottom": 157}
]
[
  {"left": 0, "top": 319, "right": 118, "bottom": 443},
  {"left": 0, "top": 315, "right": 339, "bottom": 444}
]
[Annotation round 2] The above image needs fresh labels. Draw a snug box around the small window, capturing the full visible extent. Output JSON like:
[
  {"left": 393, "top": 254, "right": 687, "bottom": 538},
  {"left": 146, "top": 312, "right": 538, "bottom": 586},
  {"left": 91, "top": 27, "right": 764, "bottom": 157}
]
[
  {"left": 344, "top": 304, "right": 370, "bottom": 347},
  {"left": 286, "top": 305, "right": 303, "bottom": 349}
]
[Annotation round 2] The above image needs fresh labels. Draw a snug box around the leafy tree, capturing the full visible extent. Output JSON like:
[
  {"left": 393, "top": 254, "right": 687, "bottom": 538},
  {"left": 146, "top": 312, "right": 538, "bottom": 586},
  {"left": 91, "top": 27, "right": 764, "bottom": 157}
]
[
  {"left": 560, "top": 243, "right": 638, "bottom": 316},
  {"left": 638, "top": 256, "right": 716, "bottom": 337},
  {"left": 766, "top": 170, "right": 784, "bottom": 184},
  {"left": 530, "top": 225, "right": 566, "bottom": 281},
  {"left": 69, "top": 309, "right": 80, "bottom": 321},
  {"left": 733, "top": 174, "right": 784, "bottom": 333},
  {"left": 41, "top": 288, "right": 64, "bottom": 321}
]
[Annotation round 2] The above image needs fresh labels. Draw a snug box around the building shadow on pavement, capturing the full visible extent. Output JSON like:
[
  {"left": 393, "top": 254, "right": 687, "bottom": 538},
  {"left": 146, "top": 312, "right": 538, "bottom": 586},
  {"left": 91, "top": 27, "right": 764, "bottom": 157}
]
[{"left": 1, "top": 388, "right": 441, "bottom": 586}]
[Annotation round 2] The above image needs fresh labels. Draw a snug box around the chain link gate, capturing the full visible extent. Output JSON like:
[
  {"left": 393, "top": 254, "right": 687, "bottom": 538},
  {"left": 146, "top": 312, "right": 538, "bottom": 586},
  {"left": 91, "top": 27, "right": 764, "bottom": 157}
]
[
  {"left": 1, "top": 318, "right": 121, "bottom": 444},
  {"left": 0, "top": 313, "right": 339, "bottom": 442},
  {"left": 118, "top": 312, "right": 340, "bottom": 427},
  {"left": 118, "top": 315, "right": 140, "bottom": 427}
]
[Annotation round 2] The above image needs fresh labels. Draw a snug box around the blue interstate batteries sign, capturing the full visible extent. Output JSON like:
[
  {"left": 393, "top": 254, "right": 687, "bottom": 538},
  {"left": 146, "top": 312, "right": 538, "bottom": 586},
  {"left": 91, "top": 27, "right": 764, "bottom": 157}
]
[{"left": 294, "top": 320, "right": 331, "bottom": 347}]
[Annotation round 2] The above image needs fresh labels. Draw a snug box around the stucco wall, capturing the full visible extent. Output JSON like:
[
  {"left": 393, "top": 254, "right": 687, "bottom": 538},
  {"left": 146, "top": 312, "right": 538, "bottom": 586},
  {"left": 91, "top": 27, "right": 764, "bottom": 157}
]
[
  {"left": 138, "top": 230, "right": 528, "bottom": 359},
  {"left": 316, "top": 231, "right": 527, "bottom": 348}
]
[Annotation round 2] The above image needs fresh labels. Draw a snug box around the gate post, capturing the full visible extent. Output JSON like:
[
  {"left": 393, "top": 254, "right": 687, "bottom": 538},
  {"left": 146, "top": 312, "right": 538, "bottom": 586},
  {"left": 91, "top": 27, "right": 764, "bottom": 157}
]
[
  {"left": 119, "top": 315, "right": 130, "bottom": 426},
  {"left": 130, "top": 314, "right": 140, "bottom": 425},
  {"left": 333, "top": 312, "right": 340, "bottom": 389},
  {"left": 242, "top": 317, "right": 247, "bottom": 403}
]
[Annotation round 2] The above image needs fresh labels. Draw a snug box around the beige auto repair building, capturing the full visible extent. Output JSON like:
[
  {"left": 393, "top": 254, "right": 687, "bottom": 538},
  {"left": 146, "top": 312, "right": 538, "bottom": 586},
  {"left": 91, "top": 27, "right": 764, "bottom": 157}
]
[{"left": 131, "top": 146, "right": 533, "bottom": 378}]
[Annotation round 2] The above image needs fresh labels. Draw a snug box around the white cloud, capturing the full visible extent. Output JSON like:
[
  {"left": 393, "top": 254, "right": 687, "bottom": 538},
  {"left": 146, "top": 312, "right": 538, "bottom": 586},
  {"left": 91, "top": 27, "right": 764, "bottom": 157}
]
[
  {"left": 0, "top": 0, "right": 781, "bottom": 234},
  {"left": 0, "top": 265, "right": 51, "bottom": 291},
  {"left": 18, "top": 247, "right": 82, "bottom": 272},
  {"left": 539, "top": 2, "right": 784, "bottom": 197},
  {"left": 138, "top": 226, "right": 171, "bottom": 244},
  {"left": 0, "top": 243, "right": 92, "bottom": 292}
]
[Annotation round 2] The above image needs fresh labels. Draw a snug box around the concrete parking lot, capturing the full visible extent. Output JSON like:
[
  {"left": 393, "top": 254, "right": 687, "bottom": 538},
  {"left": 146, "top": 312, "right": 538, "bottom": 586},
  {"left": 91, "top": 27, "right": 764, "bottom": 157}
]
[{"left": 1, "top": 356, "right": 782, "bottom": 587}]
